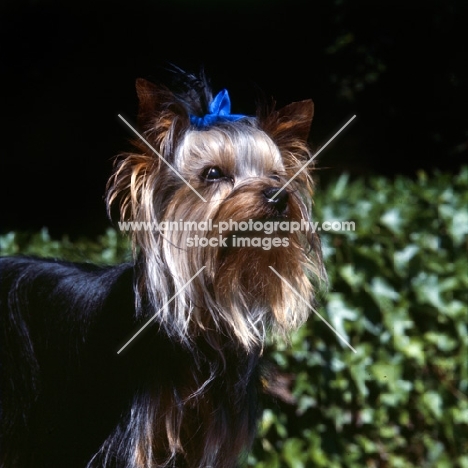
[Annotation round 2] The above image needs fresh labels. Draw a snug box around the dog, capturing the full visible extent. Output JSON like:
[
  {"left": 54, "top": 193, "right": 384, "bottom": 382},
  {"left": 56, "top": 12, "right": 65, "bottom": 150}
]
[{"left": 0, "top": 70, "right": 325, "bottom": 467}]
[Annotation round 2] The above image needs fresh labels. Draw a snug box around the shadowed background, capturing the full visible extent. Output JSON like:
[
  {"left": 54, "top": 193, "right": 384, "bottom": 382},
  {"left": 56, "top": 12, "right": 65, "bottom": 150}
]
[{"left": 1, "top": 0, "right": 466, "bottom": 237}]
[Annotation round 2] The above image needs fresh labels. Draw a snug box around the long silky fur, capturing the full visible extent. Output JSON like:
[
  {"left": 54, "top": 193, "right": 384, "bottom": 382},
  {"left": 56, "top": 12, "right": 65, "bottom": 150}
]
[
  {"left": 0, "top": 70, "right": 325, "bottom": 468},
  {"left": 107, "top": 79, "right": 324, "bottom": 352}
]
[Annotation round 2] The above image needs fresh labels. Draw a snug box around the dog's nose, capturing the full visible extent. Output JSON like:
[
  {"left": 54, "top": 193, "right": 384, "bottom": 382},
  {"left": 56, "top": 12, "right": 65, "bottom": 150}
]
[{"left": 263, "top": 187, "right": 289, "bottom": 214}]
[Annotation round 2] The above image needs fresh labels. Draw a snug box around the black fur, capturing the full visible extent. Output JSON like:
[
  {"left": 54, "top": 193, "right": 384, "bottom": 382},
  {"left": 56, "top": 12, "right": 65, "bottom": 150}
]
[{"left": 0, "top": 257, "right": 260, "bottom": 467}]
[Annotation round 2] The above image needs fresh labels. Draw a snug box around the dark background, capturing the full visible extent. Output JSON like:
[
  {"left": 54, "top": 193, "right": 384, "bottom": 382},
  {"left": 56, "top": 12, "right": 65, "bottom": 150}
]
[{"left": 1, "top": 0, "right": 467, "bottom": 238}]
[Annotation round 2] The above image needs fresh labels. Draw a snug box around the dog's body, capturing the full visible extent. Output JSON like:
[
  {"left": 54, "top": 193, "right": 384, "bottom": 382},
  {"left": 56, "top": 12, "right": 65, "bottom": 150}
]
[
  {"left": 0, "top": 71, "right": 324, "bottom": 467},
  {"left": 0, "top": 258, "right": 259, "bottom": 467}
]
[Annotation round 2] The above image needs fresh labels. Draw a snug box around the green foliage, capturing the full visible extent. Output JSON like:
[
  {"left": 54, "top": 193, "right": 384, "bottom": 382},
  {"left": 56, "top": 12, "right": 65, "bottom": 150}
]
[
  {"left": 0, "top": 228, "right": 131, "bottom": 265},
  {"left": 1, "top": 167, "right": 467, "bottom": 467},
  {"left": 249, "top": 167, "right": 468, "bottom": 467}
]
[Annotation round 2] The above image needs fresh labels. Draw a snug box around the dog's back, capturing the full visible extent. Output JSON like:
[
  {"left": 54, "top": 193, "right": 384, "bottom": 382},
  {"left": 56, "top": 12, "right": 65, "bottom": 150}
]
[
  {"left": 0, "top": 257, "right": 261, "bottom": 468},
  {"left": 0, "top": 257, "right": 136, "bottom": 467}
]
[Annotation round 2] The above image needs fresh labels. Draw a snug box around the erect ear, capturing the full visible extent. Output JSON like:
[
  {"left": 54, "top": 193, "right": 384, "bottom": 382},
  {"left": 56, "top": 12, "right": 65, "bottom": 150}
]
[
  {"left": 260, "top": 99, "right": 314, "bottom": 143},
  {"left": 135, "top": 78, "right": 170, "bottom": 126},
  {"left": 134, "top": 78, "right": 190, "bottom": 143},
  {"left": 136, "top": 78, "right": 160, "bottom": 110}
]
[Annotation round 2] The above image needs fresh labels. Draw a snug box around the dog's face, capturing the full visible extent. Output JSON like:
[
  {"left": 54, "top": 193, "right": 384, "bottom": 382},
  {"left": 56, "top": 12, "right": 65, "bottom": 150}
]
[{"left": 107, "top": 78, "right": 325, "bottom": 350}]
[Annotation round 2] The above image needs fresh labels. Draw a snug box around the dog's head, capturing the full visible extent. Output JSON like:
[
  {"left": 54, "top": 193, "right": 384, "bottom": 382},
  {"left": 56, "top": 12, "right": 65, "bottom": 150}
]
[{"left": 107, "top": 72, "right": 325, "bottom": 351}]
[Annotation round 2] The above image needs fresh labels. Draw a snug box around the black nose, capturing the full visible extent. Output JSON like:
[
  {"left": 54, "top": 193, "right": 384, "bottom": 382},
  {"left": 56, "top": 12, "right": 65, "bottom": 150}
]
[{"left": 263, "top": 187, "right": 289, "bottom": 214}]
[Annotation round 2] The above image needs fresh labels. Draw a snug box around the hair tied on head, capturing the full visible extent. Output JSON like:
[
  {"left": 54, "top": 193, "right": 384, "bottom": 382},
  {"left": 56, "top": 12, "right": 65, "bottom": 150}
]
[{"left": 190, "top": 89, "right": 247, "bottom": 128}]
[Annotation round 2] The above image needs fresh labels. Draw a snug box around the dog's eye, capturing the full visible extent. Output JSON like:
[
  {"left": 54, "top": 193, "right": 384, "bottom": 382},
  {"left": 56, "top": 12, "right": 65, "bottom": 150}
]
[
  {"left": 270, "top": 175, "right": 281, "bottom": 182},
  {"left": 202, "top": 166, "right": 226, "bottom": 181}
]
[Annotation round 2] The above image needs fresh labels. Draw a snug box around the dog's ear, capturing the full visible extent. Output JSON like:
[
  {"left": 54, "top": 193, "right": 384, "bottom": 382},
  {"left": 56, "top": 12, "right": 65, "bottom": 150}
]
[
  {"left": 260, "top": 99, "right": 314, "bottom": 143},
  {"left": 135, "top": 78, "right": 160, "bottom": 116},
  {"left": 135, "top": 78, "right": 174, "bottom": 127},
  {"left": 134, "top": 78, "right": 190, "bottom": 151},
  {"left": 277, "top": 100, "right": 314, "bottom": 142}
]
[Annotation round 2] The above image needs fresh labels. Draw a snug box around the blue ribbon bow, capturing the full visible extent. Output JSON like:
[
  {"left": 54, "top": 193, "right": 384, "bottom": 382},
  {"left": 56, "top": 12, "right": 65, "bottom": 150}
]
[{"left": 190, "top": 89, "right": 246, "bottom": 128}]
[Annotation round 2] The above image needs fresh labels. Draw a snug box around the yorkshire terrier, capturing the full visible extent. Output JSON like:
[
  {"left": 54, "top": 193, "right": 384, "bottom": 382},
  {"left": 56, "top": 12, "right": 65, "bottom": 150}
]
[{"left": 0, "top": 70, "right": 325, "bottom": 467}]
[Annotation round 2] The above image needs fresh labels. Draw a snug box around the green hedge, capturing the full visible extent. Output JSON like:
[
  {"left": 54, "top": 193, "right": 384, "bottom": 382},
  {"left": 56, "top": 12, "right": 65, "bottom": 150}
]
[{"left": 1, "top": 167, "right": 467, "bottom": 467}]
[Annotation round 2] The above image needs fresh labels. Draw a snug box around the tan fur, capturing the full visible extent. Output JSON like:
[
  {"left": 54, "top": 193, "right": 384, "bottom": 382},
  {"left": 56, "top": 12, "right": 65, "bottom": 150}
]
[{"left": 104, "top": 78, "right": 325, "bottom": 466}]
